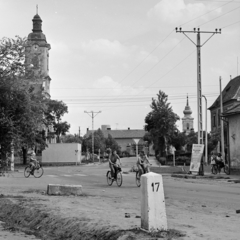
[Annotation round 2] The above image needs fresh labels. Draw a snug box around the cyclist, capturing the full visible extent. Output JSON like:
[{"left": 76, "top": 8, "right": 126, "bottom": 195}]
[
  {"left": 29, "top": 151, "right": 38, "bottom": 174},
  {"left": 108, "top": 149, "right": 121, "bottom": 180},
  {"left": 216, "top": 153, "right": 225, "bottom": 171},
  {"left": 137, "top": 151, "right": 151, "bottom": 175},
  {"left": 210, "top": 152, "right": 217, "bottom": 173}
]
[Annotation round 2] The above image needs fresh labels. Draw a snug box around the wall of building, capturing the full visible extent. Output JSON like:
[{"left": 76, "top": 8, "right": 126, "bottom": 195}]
[
  {"left": 228, "top": 115, "right": 240, "bottom": 168},
  {"left": 115, "top": 138, "right": 145, "bottom": 155},
  {"left": 42, "top": 143, "right": 81, "bottom": 165}
]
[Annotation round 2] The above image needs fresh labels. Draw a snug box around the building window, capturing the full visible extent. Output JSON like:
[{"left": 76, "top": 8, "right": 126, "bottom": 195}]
[
  {"left": 186, "top": 123, "right": 189, "bottom": 130},
  {"left": 213, "top": 114, "right": 216, "bottom": 127}
]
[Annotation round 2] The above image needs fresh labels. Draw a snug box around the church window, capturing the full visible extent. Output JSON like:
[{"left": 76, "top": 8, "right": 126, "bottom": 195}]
[{"left": 186, "top": 123, "right": 190, "bottom": 130}]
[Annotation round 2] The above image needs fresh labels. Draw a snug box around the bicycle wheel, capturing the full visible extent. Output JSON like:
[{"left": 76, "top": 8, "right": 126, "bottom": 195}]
[
  {"left": 116, "top": 171, "right": 122, "bottom": 187},
  {"left": 106, "top": 171, "right": 113, "bottom": 186},
  {"left": 136, "top": 171, "right": 141, "bottom": 187},
  {"left": 224, "top": 164, "right": 230, "bottom": 175},
  {"left": 33, "top": 166, "right": 44, "bottom": 178},
  {"left": 24, "top": 166, "right": 31, "bottom": 178}
]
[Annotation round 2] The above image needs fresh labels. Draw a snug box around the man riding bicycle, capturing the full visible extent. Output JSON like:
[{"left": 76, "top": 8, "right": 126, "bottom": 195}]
[
  {"left": 137, "top": 151, "right": 151, "bottom": 175},
  {"left": 108, "top": 149, "right": 121, "bottom": 180}
]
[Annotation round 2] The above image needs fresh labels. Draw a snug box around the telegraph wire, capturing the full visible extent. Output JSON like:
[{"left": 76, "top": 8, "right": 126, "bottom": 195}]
[
  {"left": 179, "top": 0, "right": 235, "bottom": 27},
  {"left": 199, "top": 5, "right": 240, "bottom": 26}
]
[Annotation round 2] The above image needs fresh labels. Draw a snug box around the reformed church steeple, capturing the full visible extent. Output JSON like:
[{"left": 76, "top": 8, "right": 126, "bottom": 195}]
[
  {"left": 182, "top": 95, "right": 194, "bottom": 135},
  {"left": 25, "top": 11, "right": 51, "bottom": 97}
]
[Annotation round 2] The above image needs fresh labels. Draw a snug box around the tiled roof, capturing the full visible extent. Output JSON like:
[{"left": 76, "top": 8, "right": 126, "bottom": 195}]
[
  {"left": 209, "top": 75, "right": 240, "bottom": 110},
  {"left": 86, "top": 129, "right": 147, "bottom": 139},
  {"left": 222, "top": 103, "right": 240, "bottom": 117}
]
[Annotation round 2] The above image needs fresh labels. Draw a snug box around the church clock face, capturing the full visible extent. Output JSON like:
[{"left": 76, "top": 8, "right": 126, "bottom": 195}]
[{"left": 33, "top": 44, "right": 39, "bottom": 51}]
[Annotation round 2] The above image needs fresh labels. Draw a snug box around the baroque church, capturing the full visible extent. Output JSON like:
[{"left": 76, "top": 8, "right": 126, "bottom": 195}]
[
  {"left": 182, "top": 95, "right": 194, "bottom": 135},
  {"left": 25, "top": 12, "right": 55, "bottom": 143},
  {"left": 25, "top": 12, "right": 51, "bottom": 98}
]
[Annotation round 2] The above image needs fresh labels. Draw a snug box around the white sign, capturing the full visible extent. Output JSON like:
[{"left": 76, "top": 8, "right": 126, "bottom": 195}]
[
  {"left": 141, "top": 172, "right": 167, "bottom": 231},
  {"left": 190, "top": 144, "right": 204, "bottom": 173}
]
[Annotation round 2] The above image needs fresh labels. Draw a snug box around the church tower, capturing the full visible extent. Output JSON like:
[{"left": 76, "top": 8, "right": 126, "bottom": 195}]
[
  {"left": 25, "top": 12, "right": 51, "bottom": 97},
  {"left": 182, "top": 95, "right": 194, "bottom": 135}
]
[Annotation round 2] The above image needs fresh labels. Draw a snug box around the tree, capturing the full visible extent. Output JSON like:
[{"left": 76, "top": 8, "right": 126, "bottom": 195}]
[
  {"left": 82, "top": 129, "right": 106, "bottom": 154},
  {"left": 44, "top": 99, "right": 70, "bottom": 143},
  {"left": 62, "top": 134, "right": 82, "bottom": 144},
  {"left": 145, "top": 90, "right": 180, "bottom": 157},
  {"left": 0, "top": 36, "right": 47, "bottom": 162},
  {"left": 105, "top": 134, "right": 120, "bottom": 153}
]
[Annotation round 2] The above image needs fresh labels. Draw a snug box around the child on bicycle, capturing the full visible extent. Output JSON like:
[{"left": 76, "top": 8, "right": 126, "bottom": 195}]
[
  {"left": 137, "top": 151, "right": 151, "bottom": 175},
  {"left": 108, "top": 149, "right": 121, "bottom": 179}
]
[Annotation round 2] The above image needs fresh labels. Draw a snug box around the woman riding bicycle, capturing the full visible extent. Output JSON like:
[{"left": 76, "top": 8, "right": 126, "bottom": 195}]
[
  {"left": 137, "top": 151, "right": 150, "bottom": 175},
  {"left": 108, "top": 149, "right": 121, "bottom": 180}
]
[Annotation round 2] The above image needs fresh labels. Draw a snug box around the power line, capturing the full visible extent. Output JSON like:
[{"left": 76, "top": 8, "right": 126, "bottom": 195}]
[{"left": 199, "top": 5, "right": 240, "bottom": 27}]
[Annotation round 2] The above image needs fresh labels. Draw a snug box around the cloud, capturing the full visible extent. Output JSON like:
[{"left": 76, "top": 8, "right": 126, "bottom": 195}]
[
  {"left": 147, "top": 0, "right": 221, "bottom": 25},
  {"left": 79, "top": 38, "right": 159, "bottom": 66},
  {"left": 81, "top": 39, "right": 130, "bottom": 57},
  {"left": 91, "top": 76, "right": 151, "bottom": 96}
]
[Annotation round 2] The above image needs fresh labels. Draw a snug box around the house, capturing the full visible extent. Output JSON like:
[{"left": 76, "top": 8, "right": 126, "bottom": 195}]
[
  {"left": 209, "top": 75, "right": 240, "bottom": 169},
  {"left": 222, "top": 103, "right": 240, "bottom": 169},
  {"left": 209, "top": 75, "right": 240, "bottom": 132},
  {"left": 85, "top": 125, "right": 153, "bottom": 156}
]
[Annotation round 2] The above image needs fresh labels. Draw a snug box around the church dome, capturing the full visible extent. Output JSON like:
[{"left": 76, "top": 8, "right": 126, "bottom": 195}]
[
  {"left": 27, "top": 13, "right": 47, "bottom": 43},
  {"left": 183, "top": 96, "right": 192, "bottom": 115}
]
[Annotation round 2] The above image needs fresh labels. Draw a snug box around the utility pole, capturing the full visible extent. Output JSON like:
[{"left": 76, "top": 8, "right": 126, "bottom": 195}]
[
  {"left": 176, "top": 27, "right": 221, "bottom": 144},
  {"left": 202, "top": 95, "right": 208, "bottom": 164},
  {"left": 219, "top": 77, "right": 225, "bottom": 160},
  {"left": 84, "top": 111, "right": 101, "bottom": 162}
]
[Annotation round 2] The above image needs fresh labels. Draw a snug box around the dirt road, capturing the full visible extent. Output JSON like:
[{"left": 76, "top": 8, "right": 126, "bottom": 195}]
[{"left": 0, "top": 159, "right": 239, "bottom": 239}]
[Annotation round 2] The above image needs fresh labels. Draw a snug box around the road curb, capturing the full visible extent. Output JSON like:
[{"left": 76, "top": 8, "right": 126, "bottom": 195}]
[
  {"left": 171, "top": 174, "right": 231, "bottom": 180},
  {"left": 47, "top": 184, "right": 83, "bottom": 196}
]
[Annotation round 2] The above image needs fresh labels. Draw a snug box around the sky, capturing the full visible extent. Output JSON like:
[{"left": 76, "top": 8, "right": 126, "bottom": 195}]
[{"left": 1, "top": 0, "right": 240, "bottom": 136}]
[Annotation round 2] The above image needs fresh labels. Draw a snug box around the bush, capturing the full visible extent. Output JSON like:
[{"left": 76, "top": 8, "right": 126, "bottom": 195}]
[{"left": 175, "top": 156, "right": 191, "bottom": 166}]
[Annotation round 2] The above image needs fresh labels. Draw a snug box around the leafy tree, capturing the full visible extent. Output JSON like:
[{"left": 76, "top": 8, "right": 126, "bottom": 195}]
[
  {"left": 0, "top": 36, "right": 46, "bottom": 163},
  {"left": 145, "top": 90, "right": 180, "bottom": 157},
  {"left": 170, "top": 130, "right": 187, "bottom": 151},
  {"left": 105, "top": 134, "right": 120, "bottom": 153},
  {"left": 62, "top": 134, "right": 82, "bottom": 144},
  {"left": 82, "top": 129, "right": 106, "bottom": 154},
  {"left": 44, "top": 99, "right": 70, "bottom": 143}
]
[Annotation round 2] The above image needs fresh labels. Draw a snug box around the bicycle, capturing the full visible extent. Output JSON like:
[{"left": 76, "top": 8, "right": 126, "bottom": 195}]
[
  {"left": 106, "top": 165, "right": 122, "bottom": 187},
  {"left": 135, "top": 163, "right": 152, "bottom": 187},
  {"left": 211, "top": 161, "right": 229, "bottom": 175},
  {"left": 24, "top": 160, "right": 44, "bottom": 178}
]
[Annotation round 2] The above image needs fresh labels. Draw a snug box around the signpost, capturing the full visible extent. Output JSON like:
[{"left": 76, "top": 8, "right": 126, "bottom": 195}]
[
  {"left": 133, "top": 139, "right": 140, "bottom": 157},
  {"left": 190, "top": 144, "right": 204, "bottom": 174}
]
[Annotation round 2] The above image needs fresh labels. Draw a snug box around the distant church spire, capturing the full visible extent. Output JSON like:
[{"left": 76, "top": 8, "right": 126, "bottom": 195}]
[{"left": 182, "top": 95, "right": 194, "bottom": 135}]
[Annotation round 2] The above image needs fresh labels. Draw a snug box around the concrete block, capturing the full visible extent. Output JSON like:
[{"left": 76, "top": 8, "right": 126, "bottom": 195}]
[{"left": 47, "top": 184, "right": 83, "bottom": 196}]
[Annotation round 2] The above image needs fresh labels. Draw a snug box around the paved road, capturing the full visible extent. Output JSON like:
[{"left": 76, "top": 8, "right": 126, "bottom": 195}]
[{"left": 0, "top": 157, "right": 239, "bottom": 239}]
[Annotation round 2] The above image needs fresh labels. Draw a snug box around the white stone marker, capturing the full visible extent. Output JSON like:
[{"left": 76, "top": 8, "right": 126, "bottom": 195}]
[{"left": 141, "top": 172, "right": 167, "bottom": 231}]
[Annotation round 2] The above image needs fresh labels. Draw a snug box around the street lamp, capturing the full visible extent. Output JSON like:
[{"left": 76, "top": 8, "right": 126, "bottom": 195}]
[{"left": 202, "top": 95, "right": 208, "bottom": 164}]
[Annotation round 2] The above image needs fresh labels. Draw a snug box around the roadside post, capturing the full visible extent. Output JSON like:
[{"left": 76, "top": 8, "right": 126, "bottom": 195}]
[
  {"left": 141, "top": 172, "right": 167, "bottom": 231},
  {"left": 133, "top": 139, "right": 140, "bottom": 157}
]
